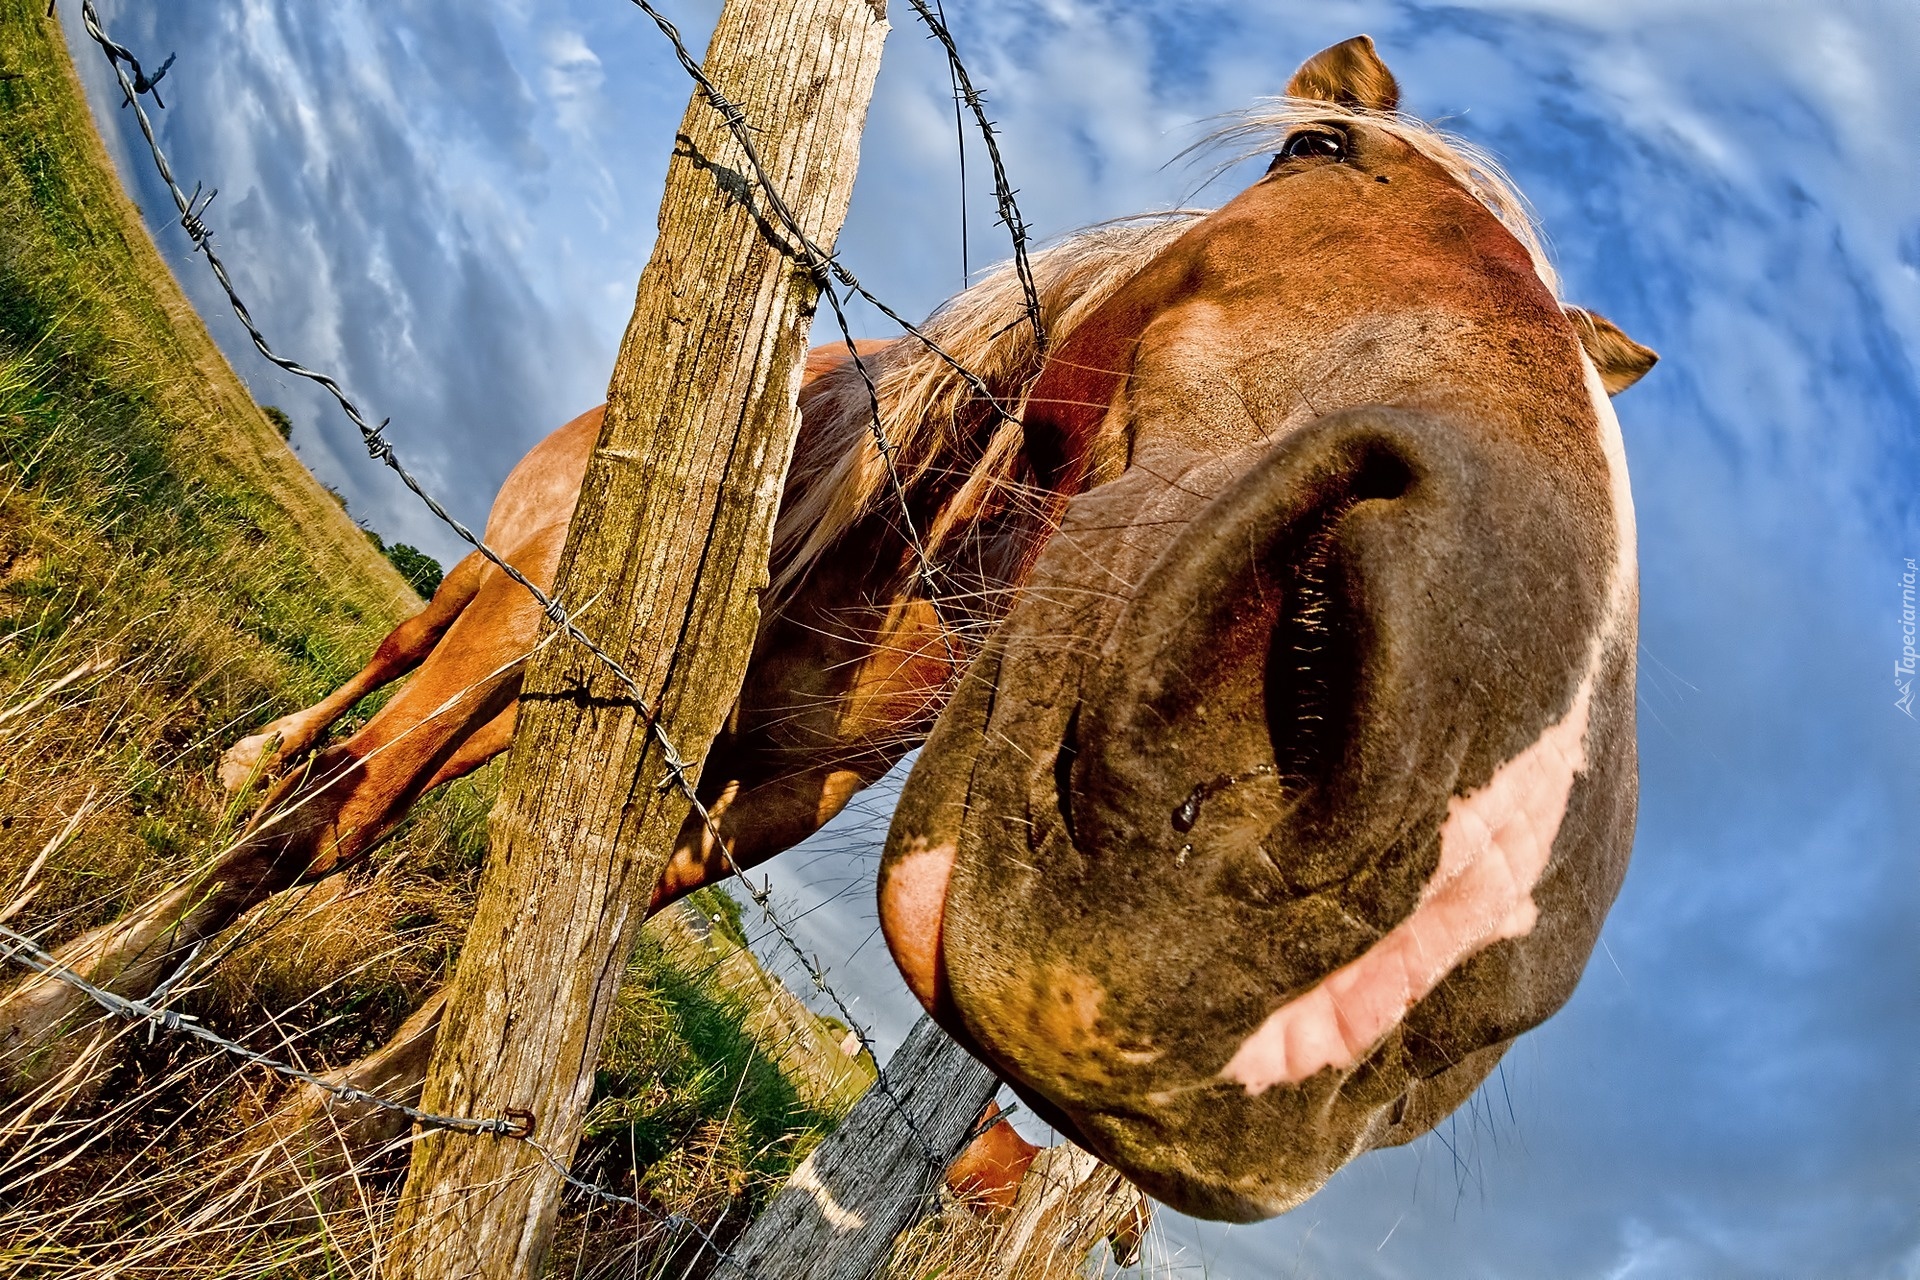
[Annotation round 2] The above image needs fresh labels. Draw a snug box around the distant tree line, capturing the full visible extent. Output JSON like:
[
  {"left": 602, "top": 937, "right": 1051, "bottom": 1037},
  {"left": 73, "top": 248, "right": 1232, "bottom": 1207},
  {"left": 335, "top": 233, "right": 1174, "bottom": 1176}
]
[{"left": 365, "top": 530, "right": 444, "bottom": 597}]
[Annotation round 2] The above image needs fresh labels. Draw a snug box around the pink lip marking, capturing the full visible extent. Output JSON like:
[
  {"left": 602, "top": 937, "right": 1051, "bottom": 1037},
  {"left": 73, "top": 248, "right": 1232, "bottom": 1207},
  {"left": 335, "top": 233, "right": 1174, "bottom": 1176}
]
[
  {"left": 879, "top": 838, "right": 958, "bottom": 1014},
  {"left": 1222, "top": 675, "right": 1595, "bottom": 1094}
]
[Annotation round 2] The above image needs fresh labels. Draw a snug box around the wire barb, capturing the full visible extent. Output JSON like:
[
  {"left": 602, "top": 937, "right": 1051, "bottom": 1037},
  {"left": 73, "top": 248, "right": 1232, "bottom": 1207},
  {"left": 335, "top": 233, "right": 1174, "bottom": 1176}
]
[
  {"left": 179, "top": 182, "right": 217, "bottom": 246},
  {"left": 902, "top": 0, "right": 1045, "bottom": 348}
]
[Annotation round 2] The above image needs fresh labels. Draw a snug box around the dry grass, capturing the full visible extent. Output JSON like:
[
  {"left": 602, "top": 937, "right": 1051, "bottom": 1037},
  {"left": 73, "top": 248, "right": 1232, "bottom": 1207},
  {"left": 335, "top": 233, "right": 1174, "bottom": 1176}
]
[
  {"left": 884, "top": 1148, "right": 1153, "bottom": 1280},
  {"left": 0, "top": 777, "right": 497, "bottom": 1280},
  {"left": 0, "top": 867, "right": 872, "bottom": 1278}
]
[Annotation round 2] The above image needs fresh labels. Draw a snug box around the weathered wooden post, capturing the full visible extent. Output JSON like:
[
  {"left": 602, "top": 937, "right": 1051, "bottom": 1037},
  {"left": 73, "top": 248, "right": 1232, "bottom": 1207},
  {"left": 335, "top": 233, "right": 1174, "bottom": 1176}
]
[
  {"left": 728, "top": 1019, "right": 1151, "bottom": 1280},
  {"left": 383, "top": 2, "right": 888, "bottom": 1275},
  {"left": 729, "top": 1014, "right": 998, "bottom": 1279}
]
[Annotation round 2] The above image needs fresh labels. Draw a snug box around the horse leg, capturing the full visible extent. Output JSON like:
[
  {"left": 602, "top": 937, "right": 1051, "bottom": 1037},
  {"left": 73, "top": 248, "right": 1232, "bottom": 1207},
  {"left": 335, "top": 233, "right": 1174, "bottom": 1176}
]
[
  {"left": 0, "top": 541, "right": 552, "bottom": 1094},
  {"left": 256, "top": 750, "right": 907, "bottom": 1176},
  {"left": 246, "top": 705, "right": 521, "bottom": 1162},
  {"left": 218, "top": 550, "right": 488, "bottom": 791},
  {"left": 419, "top": 703, "right": 515, "bottom": 792},
  {"left": 945, "top": 1100, "right": 1042, "bottom": 1212},
  {"left": 647, "top": 761, "right": 889, "bottom": 912}
]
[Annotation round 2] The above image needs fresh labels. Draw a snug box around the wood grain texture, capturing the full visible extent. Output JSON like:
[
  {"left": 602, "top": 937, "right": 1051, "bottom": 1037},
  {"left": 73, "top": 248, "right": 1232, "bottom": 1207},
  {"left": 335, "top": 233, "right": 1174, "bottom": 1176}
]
[
  {"left": 384, "top": 1, "right": 888, "bottom": 1273},
  {"left": 730, "top": 1014, "right": 998, "bottom": 1280}
]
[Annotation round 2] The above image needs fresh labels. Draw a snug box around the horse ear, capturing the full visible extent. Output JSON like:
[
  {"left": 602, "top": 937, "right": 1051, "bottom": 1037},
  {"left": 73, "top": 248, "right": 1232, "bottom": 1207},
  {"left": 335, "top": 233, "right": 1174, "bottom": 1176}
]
[
  {"left": 1286, "top": 35, "right": 1400, "bottom": 113},
  {"left": 1566, "top": 306, "right": 1659, "bottom": 395}
]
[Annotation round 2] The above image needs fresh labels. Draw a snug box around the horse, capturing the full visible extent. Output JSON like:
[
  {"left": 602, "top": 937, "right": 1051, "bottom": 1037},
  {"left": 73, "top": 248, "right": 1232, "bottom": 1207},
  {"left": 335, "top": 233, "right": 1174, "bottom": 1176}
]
[{"left": 0, "top": 35, "right": 1656, "bottom": 1223}]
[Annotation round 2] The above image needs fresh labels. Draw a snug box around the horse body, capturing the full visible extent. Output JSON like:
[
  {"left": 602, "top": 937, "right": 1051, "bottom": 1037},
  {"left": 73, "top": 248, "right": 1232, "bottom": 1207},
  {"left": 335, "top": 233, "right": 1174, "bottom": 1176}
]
[
  {"left": 0, "top": 337, "right": 948, "bottom": 1078},
  {"left": 1, "top": 36, "right": 1658, "bottom": 1225},
  {"left": 215, "top": 339, "right": 920, "bottom": 896}
]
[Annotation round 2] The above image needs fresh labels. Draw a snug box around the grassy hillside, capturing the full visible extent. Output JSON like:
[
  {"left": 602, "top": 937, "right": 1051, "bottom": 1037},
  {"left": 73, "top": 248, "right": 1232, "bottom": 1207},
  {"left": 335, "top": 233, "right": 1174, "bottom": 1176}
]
[
  {"left": 0, "top": 4, "right": 872, "bottom": 1271},
  {"left": 0, "top": 0, "right": 421, "bottom": 937}
]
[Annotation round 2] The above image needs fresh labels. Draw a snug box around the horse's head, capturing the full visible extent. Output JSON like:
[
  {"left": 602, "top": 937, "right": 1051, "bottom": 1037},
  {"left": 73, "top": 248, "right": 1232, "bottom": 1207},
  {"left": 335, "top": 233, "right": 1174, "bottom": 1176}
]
[{"left": 878, "top": 36, "right": 1656, "bottom": 1221}]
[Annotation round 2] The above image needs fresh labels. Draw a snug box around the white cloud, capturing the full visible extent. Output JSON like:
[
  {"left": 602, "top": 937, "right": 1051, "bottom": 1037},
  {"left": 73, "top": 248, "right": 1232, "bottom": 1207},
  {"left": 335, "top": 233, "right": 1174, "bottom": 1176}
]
[{"left": 540, "top": 26, "right": 607, "bottom": 134}]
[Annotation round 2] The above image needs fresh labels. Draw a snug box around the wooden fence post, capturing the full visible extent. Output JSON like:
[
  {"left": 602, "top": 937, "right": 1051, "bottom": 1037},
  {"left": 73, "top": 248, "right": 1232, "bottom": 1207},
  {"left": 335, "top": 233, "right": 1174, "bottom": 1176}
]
[
  {"left": 733, "top": 1016, "right": 1153, "bottom": 1280},
  {"left": 728, "top": 1014, "right": 998, "bottom": 1279},
  {"left": 383, "top": 2, "right": 888, "bottom": 1275}
]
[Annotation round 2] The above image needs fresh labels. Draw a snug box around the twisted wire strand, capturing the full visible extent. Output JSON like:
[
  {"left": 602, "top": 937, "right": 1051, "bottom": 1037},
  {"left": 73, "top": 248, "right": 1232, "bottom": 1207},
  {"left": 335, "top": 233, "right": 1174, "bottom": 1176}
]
[
  {"left": 0, "top": 924, "right": 520, "bottom": 1139},
  {"left": 902, "top": 0, "right": 1045, "bottom": 347}
]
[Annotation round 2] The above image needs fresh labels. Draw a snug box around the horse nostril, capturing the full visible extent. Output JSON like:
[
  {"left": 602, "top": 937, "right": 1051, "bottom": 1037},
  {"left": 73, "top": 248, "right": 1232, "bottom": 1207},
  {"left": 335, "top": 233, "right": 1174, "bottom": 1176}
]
[{"left": 1263, "top": 445, "right": 1414, "bottom": 792}]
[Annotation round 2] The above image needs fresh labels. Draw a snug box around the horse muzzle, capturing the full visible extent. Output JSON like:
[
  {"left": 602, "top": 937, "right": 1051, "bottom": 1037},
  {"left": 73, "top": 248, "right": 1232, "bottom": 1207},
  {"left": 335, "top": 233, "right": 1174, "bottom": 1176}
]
[{"left": 879, "top": 404, "right": 1636, "bottom": 1220}]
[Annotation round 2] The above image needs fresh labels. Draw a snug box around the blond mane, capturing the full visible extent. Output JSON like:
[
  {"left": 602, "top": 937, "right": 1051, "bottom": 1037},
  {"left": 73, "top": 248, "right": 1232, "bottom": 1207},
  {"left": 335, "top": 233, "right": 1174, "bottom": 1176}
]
[{"left": 770, "top": 101, "right": 1554, "bottom": 600}]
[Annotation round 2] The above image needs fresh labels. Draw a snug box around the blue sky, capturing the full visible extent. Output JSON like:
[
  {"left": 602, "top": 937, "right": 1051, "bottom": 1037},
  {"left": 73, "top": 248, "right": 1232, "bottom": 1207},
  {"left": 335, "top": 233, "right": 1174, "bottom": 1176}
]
[{"left": 64, "top": 1, "right": 1920, "bottom": 1275}]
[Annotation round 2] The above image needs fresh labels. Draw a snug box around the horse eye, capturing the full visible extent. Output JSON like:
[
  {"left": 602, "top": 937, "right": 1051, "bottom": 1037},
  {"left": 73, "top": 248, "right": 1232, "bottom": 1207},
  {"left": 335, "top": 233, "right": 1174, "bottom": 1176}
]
[{"left": 1278, "top": 129, "right": 1347, "bottom": 162}]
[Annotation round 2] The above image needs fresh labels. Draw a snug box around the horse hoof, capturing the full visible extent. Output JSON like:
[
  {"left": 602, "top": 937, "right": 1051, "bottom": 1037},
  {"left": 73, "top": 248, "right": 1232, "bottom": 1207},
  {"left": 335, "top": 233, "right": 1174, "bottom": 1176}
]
[{"left": 219, "top": 733, "right": 279, "bottom": 792}]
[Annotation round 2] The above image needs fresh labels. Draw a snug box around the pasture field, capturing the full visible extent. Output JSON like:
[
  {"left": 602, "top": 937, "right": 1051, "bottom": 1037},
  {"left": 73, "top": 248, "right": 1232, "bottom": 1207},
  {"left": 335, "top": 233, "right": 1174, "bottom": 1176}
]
[{"left": 0, "top": 3, "right": 871, "bottom": 1272}]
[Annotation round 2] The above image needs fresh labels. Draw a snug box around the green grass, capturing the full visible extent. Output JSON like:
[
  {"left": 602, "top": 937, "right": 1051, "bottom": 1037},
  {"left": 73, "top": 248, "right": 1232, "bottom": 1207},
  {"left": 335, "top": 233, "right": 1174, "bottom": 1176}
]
[
  {"left": 0, "top": 5, "right": 872, "bottom": 1273},
  {"left": 591, "top": 894, "right": 873, "bottom": 1180},
  {"left": 0, "top": 0, "right": 420, "bottom": 942}
]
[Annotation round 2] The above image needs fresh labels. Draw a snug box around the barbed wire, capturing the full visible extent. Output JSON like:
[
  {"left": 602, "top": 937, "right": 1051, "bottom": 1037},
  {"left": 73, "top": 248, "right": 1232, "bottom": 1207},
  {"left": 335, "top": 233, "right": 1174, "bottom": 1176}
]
[
  {"left": 68, "top": 0, "right": 954, "bottom": 1184},
  {"left": 624, "top": 0, "right": 961, "bottom": 675},
  {"left": 0, "top": 923, "right": 523, "bottom": 1139},
  {"left": 32, "top": 0, "right": 1039, "bottom": 1248},
  {"left": 0, "top": 920, "right": 789, "bottom": 1280},
  {"left": 625, "top": 0, "right": 1032, "bottom": 677},
  {"left": 903, "top": 0, "right": 1045, "bottom": 347}
]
